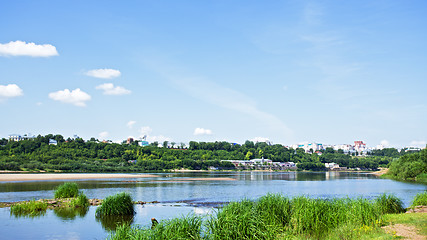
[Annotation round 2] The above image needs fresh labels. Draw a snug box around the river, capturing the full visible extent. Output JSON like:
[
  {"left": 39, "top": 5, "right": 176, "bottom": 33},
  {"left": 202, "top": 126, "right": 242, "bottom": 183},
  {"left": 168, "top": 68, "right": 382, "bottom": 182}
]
[{"left": 0, "top": 171, "right": 425, "bottom": 240}]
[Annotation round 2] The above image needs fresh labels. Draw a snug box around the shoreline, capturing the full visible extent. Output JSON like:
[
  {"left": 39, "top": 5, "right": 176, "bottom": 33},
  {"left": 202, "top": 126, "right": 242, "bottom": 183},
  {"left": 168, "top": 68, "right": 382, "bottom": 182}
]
[{"left": 0, "top": 173, "right": 159, "bottom": 182}]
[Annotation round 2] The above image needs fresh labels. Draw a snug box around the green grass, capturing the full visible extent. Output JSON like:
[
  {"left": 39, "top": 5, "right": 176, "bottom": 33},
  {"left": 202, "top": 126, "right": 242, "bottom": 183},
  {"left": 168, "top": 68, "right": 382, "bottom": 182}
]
[
  {"left": 106, "top": 193, "right": 425, "bottom": 240},
  {"left": 70, "top": 193, "right": 89, "bottom": 208},
  {"left": 411, "top": 191, "right": 427, "bottom": 207},
  {"left": 375, "top": 193, "right": 405, "bottom": 214},
  {"left": 10, "top": 200, "right": 48, "bottom": 217},
  {"left": 383, "top": 212, "right": 427, "bottom": 236},
  {"left": 96, "top": 192, "right": 134, "bottom": 217},
  {"left": 54, "top": 182, "right": 80, "bottom": 198},
  {"left": 108, "top": 215, "right": 202, "bottom": 240}
]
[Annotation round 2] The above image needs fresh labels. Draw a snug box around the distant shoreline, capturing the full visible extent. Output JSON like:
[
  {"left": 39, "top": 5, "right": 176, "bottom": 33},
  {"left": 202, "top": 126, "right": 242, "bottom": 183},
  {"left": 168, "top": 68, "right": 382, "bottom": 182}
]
[{"left": 0, "top": 173, "right": 159, "bottom": 182}]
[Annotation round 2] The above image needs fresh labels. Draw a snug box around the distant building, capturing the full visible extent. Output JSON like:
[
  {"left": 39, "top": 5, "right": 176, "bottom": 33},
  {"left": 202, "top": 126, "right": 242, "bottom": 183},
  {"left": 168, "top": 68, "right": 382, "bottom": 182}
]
[
  {"left": 49, "top": 139, "right": 58, "bottom": 145},
  {"left": 127, "top": 137, "right": 134, "bottom": 144},
  {"left": 8, "top": 133, "right": 35, "bottom": 141},
  {"left": 291, "top": 142, "right": 324, "bottom": 153},
  {"left": 138, "top": 141, "right": 149, "bottom": 147}
]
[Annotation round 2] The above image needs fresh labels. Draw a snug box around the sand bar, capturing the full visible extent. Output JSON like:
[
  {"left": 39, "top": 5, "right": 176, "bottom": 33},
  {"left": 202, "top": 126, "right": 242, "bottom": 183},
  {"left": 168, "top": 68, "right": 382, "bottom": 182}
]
[
  {"left": 150, "top": 177, "right": 236, "bottom": 182},
  {"left": 0, "top": 173, "right": 159, "bottom": 182}
]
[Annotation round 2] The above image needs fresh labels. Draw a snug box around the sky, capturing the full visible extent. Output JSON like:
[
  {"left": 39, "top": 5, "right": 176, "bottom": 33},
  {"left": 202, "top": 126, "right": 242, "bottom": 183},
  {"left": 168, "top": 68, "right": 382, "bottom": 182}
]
[{"left": 0, "top": 0, "right": 426, "bottom": 148}]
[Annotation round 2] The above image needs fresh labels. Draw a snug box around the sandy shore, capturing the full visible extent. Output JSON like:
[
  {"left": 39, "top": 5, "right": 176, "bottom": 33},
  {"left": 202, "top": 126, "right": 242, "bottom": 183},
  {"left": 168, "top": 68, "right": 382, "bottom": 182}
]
[
  {"left": 372, "top": 168, "right": 389, "bottom": 176},
  {"left": 0, "top": 173, "right": 159, "bottom": 182}
]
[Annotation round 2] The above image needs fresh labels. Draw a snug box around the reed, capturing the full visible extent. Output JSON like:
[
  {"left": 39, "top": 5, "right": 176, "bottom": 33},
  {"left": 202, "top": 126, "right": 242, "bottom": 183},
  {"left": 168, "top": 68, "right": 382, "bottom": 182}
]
[
  {"left": 375, "top": 193, "right": 405, "bottom": 214},
  {"left": 54, "top": 182, "right": 79, "bottom": 198},
  {"left": 70, "top": 193, "right": 89, "bottom": 208},
  {"left": 96, "top": 192, "right": 134, "bottom": 217},
  {"left": 109, "top": 194, "right": 405, "bottom": 240},
  {"left": 10, "top": 200, "right": 48, "bottom": 217},
  {"left": 108, "top": 215, "right": 202, "bottom": 240},
  {"left": 411, "top": 191, "right": 427, "bottom": 207}
]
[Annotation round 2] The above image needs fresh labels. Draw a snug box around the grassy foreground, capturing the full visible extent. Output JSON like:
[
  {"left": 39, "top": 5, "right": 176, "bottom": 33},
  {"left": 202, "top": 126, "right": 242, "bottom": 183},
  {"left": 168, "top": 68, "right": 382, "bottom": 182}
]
[{"left": 107, "top": 193, "right": 422, "bottom": 240}]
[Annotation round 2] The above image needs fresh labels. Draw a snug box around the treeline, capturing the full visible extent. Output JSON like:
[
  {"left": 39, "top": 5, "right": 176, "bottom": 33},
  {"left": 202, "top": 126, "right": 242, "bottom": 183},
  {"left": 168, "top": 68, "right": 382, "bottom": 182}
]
[
  {"left": 387, "top": 148, "right": 427, "bottom": 181},
  {"left": 0, "top": 135, "right": 406, "bottom": 172}
]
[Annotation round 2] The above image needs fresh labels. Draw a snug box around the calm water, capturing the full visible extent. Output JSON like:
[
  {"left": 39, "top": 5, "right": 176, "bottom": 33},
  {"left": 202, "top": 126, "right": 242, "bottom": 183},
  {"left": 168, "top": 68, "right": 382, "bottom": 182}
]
[{"left": 0, "top": 171, "right": 425, "bottom": 240}]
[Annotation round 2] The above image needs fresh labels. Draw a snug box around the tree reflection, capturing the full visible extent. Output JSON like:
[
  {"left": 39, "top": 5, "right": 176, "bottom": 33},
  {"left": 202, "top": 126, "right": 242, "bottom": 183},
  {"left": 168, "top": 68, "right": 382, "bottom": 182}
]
[
  {"left": 53, "top": 206, "right": 89, "bottom": 220},
  {"left": 96, "top": 214, "right": 134, "bottom": 231}
]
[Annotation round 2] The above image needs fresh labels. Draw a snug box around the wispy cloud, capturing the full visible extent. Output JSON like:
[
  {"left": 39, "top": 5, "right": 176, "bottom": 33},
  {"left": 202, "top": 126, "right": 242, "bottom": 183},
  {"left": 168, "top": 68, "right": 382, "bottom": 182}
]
[
  {"left": 96, "top": 83, "right": 131, "bottom": 95},
  {"left": 139, "top": 126, "right": 152, "bottom": 136},
  {"left": 194, "top": 128, "right": 213, "bottom": 136},
  {"left": 146, "top": 61, "right": 293, "bottom": 139},
  {"left": 0, "top": 40, "right": 58, "bottom": 57},
  {"left": 127, "top": 120, "right": 136, "bottom": 129},
  {"left": 99, "top": 131, "right": 109, "bottom": 140},
  {"left": 48, "top": 88, "right": 91, "bottom": 107},
  {"left": 86, "top": 68, "right": 121, "bottom": 79},
  {"left": 0, "top": 84, "right": 23, "bottom": 100}
]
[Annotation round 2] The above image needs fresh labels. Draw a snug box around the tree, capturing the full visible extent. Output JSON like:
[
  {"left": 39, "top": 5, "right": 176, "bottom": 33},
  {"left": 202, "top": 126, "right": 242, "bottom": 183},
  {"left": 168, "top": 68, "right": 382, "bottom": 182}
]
[
  {"left": 245, "top": 151, "right": 253, "bottom": 160},
  {"left": 163, "top": 141, "right": 169, "bottom": 148}
]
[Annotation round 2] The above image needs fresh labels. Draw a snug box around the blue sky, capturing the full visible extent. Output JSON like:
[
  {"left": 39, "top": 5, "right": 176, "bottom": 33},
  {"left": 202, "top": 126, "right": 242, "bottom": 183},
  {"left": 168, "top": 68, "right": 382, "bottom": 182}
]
[{"left": 1, "top": 0, "right": 426, "bottom": 148}]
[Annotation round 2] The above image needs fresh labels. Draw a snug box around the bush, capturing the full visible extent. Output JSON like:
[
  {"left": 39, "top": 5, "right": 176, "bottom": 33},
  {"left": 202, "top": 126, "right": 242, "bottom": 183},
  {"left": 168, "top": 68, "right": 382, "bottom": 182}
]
[
  {"left": 375, "top": 194, "right": 405, "bottom": 214},
  {"left": 96, "top": 192, "right": 134, "bottom": 217},
  {"left": 10, "top": 200, "right": 48, "bottom": 217},
  {"left": 411, "top": 191, "right": 427, "bottom": 207},
  {"left": 70, "top": 193, "right": 89, "bottom": 208},
  {"left": 54, "top": 182, "right": 79, "bottom": 198}
]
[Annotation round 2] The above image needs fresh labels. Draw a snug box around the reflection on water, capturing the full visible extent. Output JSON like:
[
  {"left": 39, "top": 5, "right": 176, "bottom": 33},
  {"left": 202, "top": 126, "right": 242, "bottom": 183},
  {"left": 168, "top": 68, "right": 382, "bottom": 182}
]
[
  {"left": 10, "top": 208, "right": 46, "bottom": 218},
  {"left": 96, "top": 214, "right": 134, "bottom": 231},
  {"left": 54, "top": 206, "right": 89, "bottom": 220}
]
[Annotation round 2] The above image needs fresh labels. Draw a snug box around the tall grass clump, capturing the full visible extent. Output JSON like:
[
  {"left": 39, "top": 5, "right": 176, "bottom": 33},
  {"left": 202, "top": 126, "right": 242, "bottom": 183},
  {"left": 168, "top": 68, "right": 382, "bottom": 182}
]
[
  {"left": 207, "top": 199, "right": 273, "bottom": 239},
  {"left": 108, "top": 215, "right": 202, "bottom": 240},
  {"left": 10, "top": 200, "right": 48, "bottom": 217},
  {"left": 54, "top": 182, "right": 79, "bottom": 198},
  {"left": 375, "top": 194, "right": 405, "bottom": 214},
  {"left": 255, "top": 193, "right": 292, "bottom": 228},
  {"left": 411, "top": 191, "right": 427, "bottom": 207},
  {"left": 70, "top": 193, "right": 89, "bottom": 208},
  {"left": 96, "top": 192, "right": 134, "bottom": 217}
]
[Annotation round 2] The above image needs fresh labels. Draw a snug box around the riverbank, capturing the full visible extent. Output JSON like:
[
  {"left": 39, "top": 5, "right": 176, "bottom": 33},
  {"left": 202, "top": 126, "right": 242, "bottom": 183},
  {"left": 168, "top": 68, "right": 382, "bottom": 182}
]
[{"left": 0, "top": 173, "right": 158, "bottom": 182}]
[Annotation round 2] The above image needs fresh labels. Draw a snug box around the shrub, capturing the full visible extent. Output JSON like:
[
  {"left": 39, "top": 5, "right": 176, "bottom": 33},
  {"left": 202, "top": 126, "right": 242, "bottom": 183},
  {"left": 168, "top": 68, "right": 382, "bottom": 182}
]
[
  {"left": 411, "top": 191, "right": 427, "bottom": 207},
  {"left": 70, "top": 193, "right": 89, "bottom": 208},
  {"left": 54, "top": 182, "right": 79, "bottom": 198},
  {"left": 375, "top": 194, "right": 405, "bottom": 214},
  {"left": 96, "top": 192, "right": 134, "bottom": 217},
  {"left": 10, "top": 200, "right": 48, "bottom": 217}
]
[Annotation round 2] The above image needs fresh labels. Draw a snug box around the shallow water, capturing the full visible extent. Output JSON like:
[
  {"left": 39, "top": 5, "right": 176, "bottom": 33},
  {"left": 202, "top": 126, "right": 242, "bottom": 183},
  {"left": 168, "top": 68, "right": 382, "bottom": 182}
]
[{"left": 0, "top": 171, "right": 425, "bottom": 239}]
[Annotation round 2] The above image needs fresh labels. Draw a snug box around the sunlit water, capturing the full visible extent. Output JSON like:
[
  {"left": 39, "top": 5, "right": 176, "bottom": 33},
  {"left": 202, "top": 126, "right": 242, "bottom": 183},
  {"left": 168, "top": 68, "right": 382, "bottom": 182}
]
[{"left": 0, "top": 171, "right": 425, "bottom": 240}]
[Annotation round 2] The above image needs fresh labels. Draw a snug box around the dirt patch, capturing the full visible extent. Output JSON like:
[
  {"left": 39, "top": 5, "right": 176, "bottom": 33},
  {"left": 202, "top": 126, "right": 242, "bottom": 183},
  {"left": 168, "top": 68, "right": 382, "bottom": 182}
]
[
  {"left": 372, "top": 168, "right": 388, "bottom": 176},
  {"left": 382, "top": 224, "right": 426, "bottom": 240},
  {"left": 0, "top": 173, "right": 159, "bottom": 182}
]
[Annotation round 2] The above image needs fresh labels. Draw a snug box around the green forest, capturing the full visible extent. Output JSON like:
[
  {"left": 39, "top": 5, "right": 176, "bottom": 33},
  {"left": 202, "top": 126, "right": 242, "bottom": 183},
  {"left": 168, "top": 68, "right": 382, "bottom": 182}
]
[{"left": 0, "top": 134, "right": 419, "bottom": 173}]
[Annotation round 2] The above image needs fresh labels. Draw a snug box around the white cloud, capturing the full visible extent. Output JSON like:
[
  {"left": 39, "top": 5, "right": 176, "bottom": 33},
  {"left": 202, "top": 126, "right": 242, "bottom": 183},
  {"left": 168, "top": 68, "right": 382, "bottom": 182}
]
[
  {"left": 127, "top": 120, "right": 136, "bottom": 129},
  {"left": 149, "top": 135, "right": 172, "bottom": 143},
  {"left": 86, "top": 69, "right": 121, "bottom": 79},
  {"left": 380, "top": 140, "right": 390, "bottom": 147},
  {"left": 0, "top": 40, "right": 58, "bottom": 57},
  {"left": 194, "top": 128, "right": 213, "bottom": 136},
  {"left": 99, "top": 131, "right": 109, "bottom": 140},
  {"left": 409, "top": 140, "right": 426, "bottom": 148},
  {"left": 139, "top": 126, "right": 153, "bottom": 136},
  {"left": 0, "top": 84, "right": 23, "bottom": 99},
  {"left": 48, "top": 88, "right": 91, "bottom": 107},
  {"left": 96, "top": 83, "right": 131, "bottom": 95},
  {"left": 251, "top": 137, "right": 271, "bottom": 143}
]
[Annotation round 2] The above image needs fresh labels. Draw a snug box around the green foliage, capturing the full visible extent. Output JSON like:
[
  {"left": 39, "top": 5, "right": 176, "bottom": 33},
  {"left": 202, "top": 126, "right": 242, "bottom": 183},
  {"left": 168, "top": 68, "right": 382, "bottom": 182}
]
[
  {"left": 0, "top": 134, "right": 409, "bottom": 172},
  {"left": 70, "top": 193, "right": 89, "bottom": 208},
  {"left": 108, "top": 193, "right": 412, "bottom": 240},
  {"left": 108, "top": 215, "right": 202, "bottom": 240},
  {"left": 96, "top": 192, "right": 134, "bottom": 217},
  {"left": 10, "top": 200, "right": 48, "bottom": 217},
  {"left": 54, "top": 182, "right": 79, "bottom": 198},
  {"left": 387, "top": 148, "right": 427, "bottom": 181},
  {"left": 375, "top": 194, "right": 405, "bottom": 214},
  {"left": 411, "top": 191, "right": 427, "bottom": 207}
]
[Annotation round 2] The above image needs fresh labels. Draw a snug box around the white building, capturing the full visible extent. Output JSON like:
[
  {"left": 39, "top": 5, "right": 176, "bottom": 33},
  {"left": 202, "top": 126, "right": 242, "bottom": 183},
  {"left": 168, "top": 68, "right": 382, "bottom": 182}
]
[{"left": 8, "top": 133, "right": 35, "bottom": 141}]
